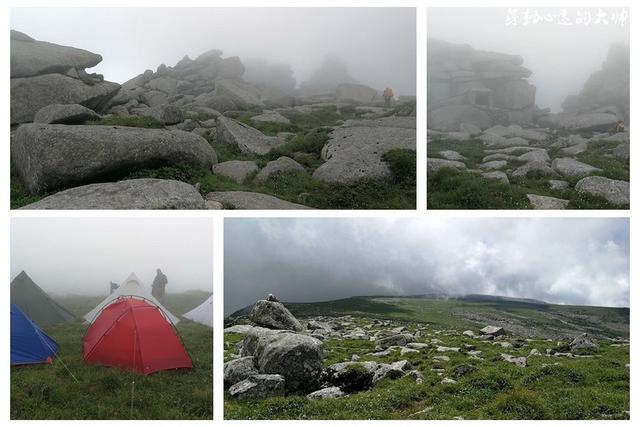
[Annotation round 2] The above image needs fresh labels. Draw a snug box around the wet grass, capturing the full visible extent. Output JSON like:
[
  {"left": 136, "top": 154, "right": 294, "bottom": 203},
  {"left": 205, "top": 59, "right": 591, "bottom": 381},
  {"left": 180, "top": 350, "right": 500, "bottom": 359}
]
[
  {"left": 11, "top": 293, "right": 212, "bottom": 420},
  {"left": 427, "top": 137, "right": 628, "bottom": 210},
  {"left": 224, "top": 296, "right": 629, "bottom": 420}
]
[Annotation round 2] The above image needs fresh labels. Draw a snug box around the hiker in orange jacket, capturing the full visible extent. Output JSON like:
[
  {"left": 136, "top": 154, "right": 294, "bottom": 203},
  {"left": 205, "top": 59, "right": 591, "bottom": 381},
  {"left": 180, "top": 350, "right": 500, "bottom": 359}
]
[{"left": 383, "top": 87, "right": 394, "bottom": 107}]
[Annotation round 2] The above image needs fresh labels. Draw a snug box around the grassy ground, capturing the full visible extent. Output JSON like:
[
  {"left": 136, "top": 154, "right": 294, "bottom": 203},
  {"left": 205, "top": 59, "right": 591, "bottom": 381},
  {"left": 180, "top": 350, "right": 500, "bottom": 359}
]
[
  {"left": 11, "top": 105, "right": 416, "bottom": 209},
  {"left": 427, "top": 137, "right": 629, "bottom": 210},
  {"left": 11, "top": 292, "right": 213, "bottom": 420},
  {"left": 224, "top": 296, "right": 629, "bottom": 420}
]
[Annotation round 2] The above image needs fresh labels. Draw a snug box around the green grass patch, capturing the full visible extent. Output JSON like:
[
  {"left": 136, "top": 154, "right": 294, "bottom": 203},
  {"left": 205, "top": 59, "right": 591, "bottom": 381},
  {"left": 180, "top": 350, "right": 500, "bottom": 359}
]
[{"left": 11, "top": 293, "right": 212, "bottom": 420}]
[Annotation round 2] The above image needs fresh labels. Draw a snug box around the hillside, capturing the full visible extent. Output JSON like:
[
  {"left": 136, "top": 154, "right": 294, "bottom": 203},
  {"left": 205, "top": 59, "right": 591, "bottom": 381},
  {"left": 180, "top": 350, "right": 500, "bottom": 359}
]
[{"left": 227, "top": 295, "right": 629, "bottom": 340}]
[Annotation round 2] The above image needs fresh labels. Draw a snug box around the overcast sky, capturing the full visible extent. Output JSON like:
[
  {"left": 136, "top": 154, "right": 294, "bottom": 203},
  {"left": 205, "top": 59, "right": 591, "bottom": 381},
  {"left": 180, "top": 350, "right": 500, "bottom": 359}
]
[
  {"left": 11, "top": 218, "right": 213, "bottom": 296},
  {"left": 11, "top": 7, "right": 416, "bottom": 96},
  {"left": 225, "top": 218, "right": 629, "bottom": 314},
  {"left": 428, "top": 7, "right": 629, "bottom": 111}
]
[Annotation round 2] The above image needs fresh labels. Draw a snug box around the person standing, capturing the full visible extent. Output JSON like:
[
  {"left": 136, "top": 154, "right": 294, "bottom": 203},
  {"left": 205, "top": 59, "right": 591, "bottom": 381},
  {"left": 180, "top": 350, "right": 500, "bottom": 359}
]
[
  {"left": 152, "top": 268, "right": 168, "bottom": 304},
  {"left": 383, "top": 87, "right": 394, "bottom": 107}
]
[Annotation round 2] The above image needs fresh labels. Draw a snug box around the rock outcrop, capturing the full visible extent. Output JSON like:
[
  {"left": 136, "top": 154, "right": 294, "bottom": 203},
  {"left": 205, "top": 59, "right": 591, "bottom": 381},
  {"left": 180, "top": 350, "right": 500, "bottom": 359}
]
[
  {"left": 10, "top": 30, "right": 119, "bottom": 124},
  {"left": 427, "top": 38, "right": 538, "bottom": 131},
  {"left": 249, "top": 298, "right": 304, "bottom": 331}
]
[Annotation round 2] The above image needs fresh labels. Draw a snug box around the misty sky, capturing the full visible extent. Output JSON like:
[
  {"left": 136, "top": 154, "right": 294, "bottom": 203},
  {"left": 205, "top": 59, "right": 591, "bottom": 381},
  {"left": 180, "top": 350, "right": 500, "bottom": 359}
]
[
  {"left": 11, "top": 7, "right": 416, "bottom": 96},
  {"left": 11, "top": 218, "right": 213, "bottom": 296},
  {"left": 225, "top": 218, "right": 629, "bottom": 314},
  {"left": 428, "top": 7, "right": 629, "bottom": 111}
]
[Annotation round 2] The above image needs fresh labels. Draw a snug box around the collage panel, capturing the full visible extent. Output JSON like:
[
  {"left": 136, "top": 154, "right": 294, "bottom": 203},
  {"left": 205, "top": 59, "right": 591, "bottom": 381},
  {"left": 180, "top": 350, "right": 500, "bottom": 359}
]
[
  {"left": 10, "top": 218, "right": 213, "bottom": 420},
  {"left": 10, "top": 7, "right": 417, "bottom": 210},
  {"left": 223, "top": 217, "right": 630, "bottom": 420},
  {"left": 426, "top": 7, "right": 630, "bottom": 209}
]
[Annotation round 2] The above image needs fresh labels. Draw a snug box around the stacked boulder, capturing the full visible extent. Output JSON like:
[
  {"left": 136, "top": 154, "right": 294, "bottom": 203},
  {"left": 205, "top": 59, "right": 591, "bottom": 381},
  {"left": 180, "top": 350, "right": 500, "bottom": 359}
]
[
  {"left": 10, "top": 30, "right": 120, "bottom": 124},
  {"left": 427, "top": 38, "right": 539, "bottom": 131},
  {"left": 108, "top": 49, "right": 269, "bottom": 117},
  {"left": 224, "top": 295, "right": 324, "bottom": 398}
]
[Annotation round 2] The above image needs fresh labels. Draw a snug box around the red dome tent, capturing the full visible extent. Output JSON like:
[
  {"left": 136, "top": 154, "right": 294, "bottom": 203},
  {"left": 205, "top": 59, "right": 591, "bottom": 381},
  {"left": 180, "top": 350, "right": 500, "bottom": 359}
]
[{"left": 83, "top": 297, "right": 192, "bottom": 375}]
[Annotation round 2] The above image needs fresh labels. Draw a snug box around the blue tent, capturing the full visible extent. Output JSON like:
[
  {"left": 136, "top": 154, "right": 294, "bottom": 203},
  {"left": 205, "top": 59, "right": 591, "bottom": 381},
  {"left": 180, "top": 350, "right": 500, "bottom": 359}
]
[{"left": 11, "top": 304, "right": 59, "bottom": 365}]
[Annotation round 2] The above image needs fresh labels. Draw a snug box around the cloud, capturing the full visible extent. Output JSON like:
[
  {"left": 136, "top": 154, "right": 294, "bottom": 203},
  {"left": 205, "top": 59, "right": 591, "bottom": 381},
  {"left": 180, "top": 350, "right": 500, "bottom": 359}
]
[
  {"left": 11, "top": 218, "right": 213, "bottom": 296},
  {"left": 11, "top": 7, "right": 416, "bottom": 96},
  {"left": 427, "top": 7, "right": 629, "bottom": 111},
  {"left": 224, "top": 218, "right": 629, "bottom": 314}
]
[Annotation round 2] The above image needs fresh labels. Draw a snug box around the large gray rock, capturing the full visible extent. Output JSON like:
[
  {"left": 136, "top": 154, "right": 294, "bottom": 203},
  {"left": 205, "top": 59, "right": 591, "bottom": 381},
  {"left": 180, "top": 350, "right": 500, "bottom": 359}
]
[
  {"left": 555, "top": 112, "right": 619, "bottom": 132},
  {"left": 255, "top": 157, "right": 305, "bottom": 182},
  {"left": 229, "top": 374, "right": 285, "bottom": 399},
  {"left": 33, "top": 103, "right": 99, "bottom": 124},
  {"left": 511, "top": 161, "right": 559, "bottom": 179},
  {"left": 306, "top": 387, "right": 345, "bottom": 400},
  {"left": 224, "top": 356, "right": 259, "bottom": 387},
  {"left": 336, "top": 83, "right": 377, "bottom": 104},
  {"left": 428, "top": 105, "right": 492, "bottom": 131},
  {"left": 216, "top": 116, "right": 283, "bottom": 155},
  {"left": 212, "top": 78, "right": 264, "bottom": 110},
  {"left": 11, "top": 30, "right": 103, "bottom": 78},
  {"left": 249, "top": 299, "right": 304, "bottom": 331},
  {"left": 11, "top": 73, "right": 119, "bottom": 124},
  {"left": 527, "top": 194, "right": 569, "bottom": 210},
  {"left": 241, "top": 330, "right": 324, "bottom": 394},
  {"left": 480, "top": 325, "right": 505, "bottom": 337},
  {"left": 138, "top": 104, "right": 183, "bottom": 124},
  {"left": 552, "top": 158, "right": 602, "bottom": 178},
  {"left": 312, "top": 118, "right": 415, "bottom": 184},
  {"left": 427, "top": 158, "right": 466, "bottom": 175},
  {"left": 20, "top": 179, "right": 205, "bottom": 209},
  {"left": 205, "top": 191, "right": 311, "bottom": 209},
  {"left": 325, "top": 361, "right": 378, "bottom": 392},
  {"left": 212, "top": 160, "right": 258, "bottom": 183},
  {"left": 12, "top": 124, "right": 217, "bottom": 194},
  {"left": 569, "top": 333, "right": 599, "bottom": 351},
  {"left": 575, "top": 176, "right": 629, "bottom": 205},
  {"left": 376, "top": 333, "right": 415, "bottom": 349}
]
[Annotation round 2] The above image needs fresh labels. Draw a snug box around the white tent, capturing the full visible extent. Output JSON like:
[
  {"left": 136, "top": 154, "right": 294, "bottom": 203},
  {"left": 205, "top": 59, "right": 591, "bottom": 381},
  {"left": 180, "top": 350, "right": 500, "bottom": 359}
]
[
  {"left": 183, "top": 295, "right": 213, "bottom": 327},
  {"left": 84, "top": 272, "right": 180, "bottom": 324}
]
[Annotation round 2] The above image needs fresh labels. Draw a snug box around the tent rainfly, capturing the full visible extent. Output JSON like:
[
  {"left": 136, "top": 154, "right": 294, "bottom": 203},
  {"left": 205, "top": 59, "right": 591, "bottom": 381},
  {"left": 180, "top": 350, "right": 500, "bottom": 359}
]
[
  {"left": 83, "top": 297, "right": 192, "bottom": 375},
  {"left": 10, "top": 271, "right": 75, "bottom": 326},
  {"left": 183, "top": 295, "right": 213, "bottom": 327},
  {"left": 84, "top": 273, "right": 179, "bottom": 324},
  {"left": 11, "top": 304, "right": 59, "bottom": 365}
]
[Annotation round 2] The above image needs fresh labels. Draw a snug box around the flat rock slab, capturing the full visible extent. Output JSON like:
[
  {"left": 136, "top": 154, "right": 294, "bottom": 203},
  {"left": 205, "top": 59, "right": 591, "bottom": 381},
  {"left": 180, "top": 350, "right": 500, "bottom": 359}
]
[
  {"left": 527, "top": 194, "right": 569, "bottom": 209},
  {"left": 206, "top": 191, "right": 311, "bottom": 209},
  {"left": 512, "top": 161, "right": 559, "bottom": 179},
  {"left": 20, "top": 179, "right": 205, "bottom": 209},
  {"left": 575, "top": 176, "right": 630, "bottom": 205},
  {"left": 212, "top": 160, "right": 258, "bottom": 184},
  {"left": 33, "top": 103, "right": 100, "bottom": 124},
  {"left": 11, "top": 31, "right": 103, "bottom": 78},
  {"left": 216, "top": 116, "right": 284, "bottom": 155},
  {"left": 439, "top": 150, "right": 465, "bottom": 161},
  {"left": 12, "top": 124, "right": 217, "bottom": 194},
  {"left": 313, "top": 119, "right": 416, "bottom": 184},
  {"left": 11, "top": 73, "right": 120, "bottom": 124},
  {"left": 552, "top": 158, "right": 602, "bottom": 178}
]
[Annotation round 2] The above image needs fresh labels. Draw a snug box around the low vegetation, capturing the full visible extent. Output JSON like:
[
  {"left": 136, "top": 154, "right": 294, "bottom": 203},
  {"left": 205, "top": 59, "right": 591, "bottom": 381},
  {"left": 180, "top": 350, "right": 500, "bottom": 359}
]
[
  {"left": 224, "top": 296, "right": 629, "bottom": 420},
  {"left": 11, "top": 105, "right": 416, "bottom": 209},
  {"left": 427, "top": 137, "right": 629, "bottom": 210},
  {"left": 11, "top": 292, "right": 213, "bottom": 420}
]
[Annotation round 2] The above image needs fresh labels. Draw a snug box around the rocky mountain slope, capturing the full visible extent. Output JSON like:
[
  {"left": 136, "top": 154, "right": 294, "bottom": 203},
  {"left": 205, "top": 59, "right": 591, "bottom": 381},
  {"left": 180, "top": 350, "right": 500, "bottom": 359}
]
[
  {"left": 10, "top": 31, "right": 416, "bottom": 209},
  {"left": 224, "top": 294, "right": 629, "bottom": 419},
  {"left": 427, "top": 41, "right": 629, "bottom": 209}
]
